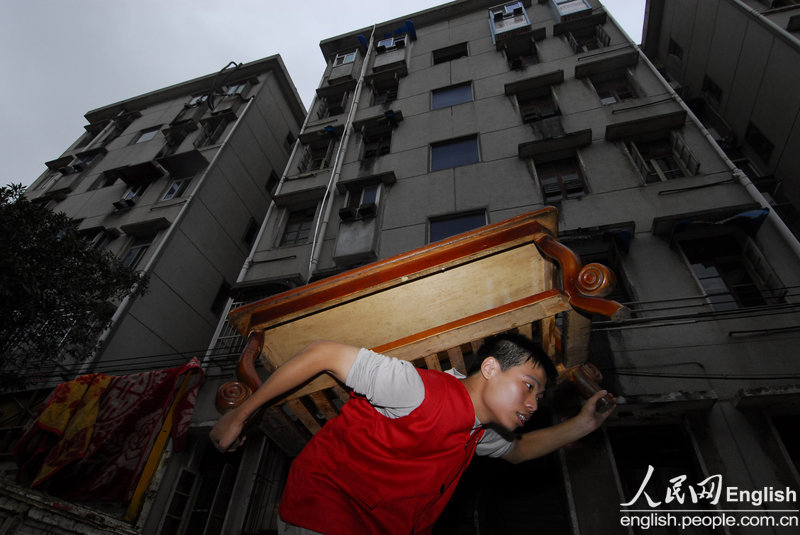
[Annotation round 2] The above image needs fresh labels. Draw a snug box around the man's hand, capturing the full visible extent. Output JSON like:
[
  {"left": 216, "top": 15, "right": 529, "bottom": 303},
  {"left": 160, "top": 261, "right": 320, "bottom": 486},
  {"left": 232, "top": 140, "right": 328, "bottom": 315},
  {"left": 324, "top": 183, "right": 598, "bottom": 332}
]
[
  {"left": 575, "top": 389, "right": 617, "bottom": 434},
  {"left": 210, "top": 409, "right": 247, "bottom": 452}
]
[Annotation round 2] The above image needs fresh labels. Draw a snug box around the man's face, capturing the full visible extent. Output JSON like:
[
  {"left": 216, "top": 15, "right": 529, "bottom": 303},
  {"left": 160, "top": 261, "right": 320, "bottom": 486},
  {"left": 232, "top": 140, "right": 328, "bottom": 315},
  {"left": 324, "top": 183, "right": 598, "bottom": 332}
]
[{"left": 483, "top": 358, "right": 547, "bottom": 431}]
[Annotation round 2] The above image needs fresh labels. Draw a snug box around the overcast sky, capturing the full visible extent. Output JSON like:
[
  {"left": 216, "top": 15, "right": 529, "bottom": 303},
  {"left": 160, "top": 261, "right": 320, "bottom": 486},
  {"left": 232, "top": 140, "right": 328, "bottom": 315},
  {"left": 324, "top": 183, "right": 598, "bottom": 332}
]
[{"left": 0, "top": 0, "right": 644, "bottom": 189}]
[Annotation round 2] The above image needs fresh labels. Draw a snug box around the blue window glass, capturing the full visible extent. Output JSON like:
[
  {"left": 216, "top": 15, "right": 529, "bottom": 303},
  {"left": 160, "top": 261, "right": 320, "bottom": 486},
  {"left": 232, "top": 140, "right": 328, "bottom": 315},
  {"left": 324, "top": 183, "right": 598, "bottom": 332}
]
[
  {"left": 431, "top": 136, "right": 479, "bottom": 171},
  {"left": 432, "top": 83, "right": 473, "bottom": 109},
  {"left": 429, "top": 212, "right": 486, "bottom": 243}
]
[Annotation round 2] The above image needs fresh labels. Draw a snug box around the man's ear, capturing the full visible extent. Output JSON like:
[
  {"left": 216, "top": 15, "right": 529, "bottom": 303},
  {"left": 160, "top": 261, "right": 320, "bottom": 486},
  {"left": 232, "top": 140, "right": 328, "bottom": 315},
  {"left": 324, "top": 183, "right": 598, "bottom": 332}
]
[{"left": 480, "top": 356, "right": 499, "bottom": 379}]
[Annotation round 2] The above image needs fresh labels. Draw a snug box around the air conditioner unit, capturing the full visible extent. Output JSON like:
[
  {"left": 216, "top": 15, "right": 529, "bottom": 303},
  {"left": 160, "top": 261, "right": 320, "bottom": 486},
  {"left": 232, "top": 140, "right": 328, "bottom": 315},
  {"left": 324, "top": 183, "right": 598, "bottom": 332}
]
[
  {"left": 339, "top": 207, "right": 357, "bottom": 222},
  {"left": 357, "top": 202, "right": 378, "bottom": 219}
]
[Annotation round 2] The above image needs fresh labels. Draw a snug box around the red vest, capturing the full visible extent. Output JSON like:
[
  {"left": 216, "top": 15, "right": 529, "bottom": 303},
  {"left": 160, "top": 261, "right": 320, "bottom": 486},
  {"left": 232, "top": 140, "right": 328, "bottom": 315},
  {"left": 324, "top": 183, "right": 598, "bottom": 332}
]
[{"left": 279, "top": 369, "right": 484, "bottom": 535}]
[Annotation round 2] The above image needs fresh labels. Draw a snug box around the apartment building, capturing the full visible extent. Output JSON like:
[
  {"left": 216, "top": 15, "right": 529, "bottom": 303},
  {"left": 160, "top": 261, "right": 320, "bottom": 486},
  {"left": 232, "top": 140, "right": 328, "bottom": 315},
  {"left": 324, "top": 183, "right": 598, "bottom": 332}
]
[
  {"left": 643, "top": 0, "right": 800, "bottom": 237},
  {"left": 184, "top": 1, "right": 799, "bottom": 533},
  {"left": 21, "top": 55, "right": 305, "bottom": 376}
]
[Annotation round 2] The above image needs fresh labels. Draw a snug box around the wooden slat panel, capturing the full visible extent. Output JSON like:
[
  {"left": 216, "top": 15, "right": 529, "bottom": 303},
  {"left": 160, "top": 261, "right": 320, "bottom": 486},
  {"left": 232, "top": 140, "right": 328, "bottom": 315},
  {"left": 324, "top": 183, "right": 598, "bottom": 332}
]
[
  {"left": 308, "top": 391, "right": 339, "bottom": 421},
  {"left": 273, "top": 291, "right": 569, "bottom": 402},
  {"left": 331, "top": 385, "right": 350, "bottom": 404},
  {"left": 516, "top": 323, "right": 534, "bottom": 340},
  {"left": 261, "top": 244, "right": 552, "bottom": 371},
  {"left": 447, "top": 347, "right": 467, "bottom": 375},
  {"left": 541, "top": 316, "right": 558, "bottom": 359},
  {"left": 259, "top": 406, "right": 309, "bottom": 457},
  {"left": 562, "top": 310, "right": 591, "bottom": 368},
  {"left": 424, "top": 354, "right": 442, "bottom": 371},
  {"left": 286, "top": 399, "right": 321, "bottom": 435}
]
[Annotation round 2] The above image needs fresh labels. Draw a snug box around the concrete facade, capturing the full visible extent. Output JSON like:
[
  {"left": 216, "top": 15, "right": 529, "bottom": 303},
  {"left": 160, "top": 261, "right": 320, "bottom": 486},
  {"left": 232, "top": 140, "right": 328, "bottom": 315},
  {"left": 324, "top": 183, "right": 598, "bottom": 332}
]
[
  {"left": 643, "top": 0, "right": 800, "bottom": 238},
  {"left": 23, "top": 56, "right": 305, "bottom": 376}
]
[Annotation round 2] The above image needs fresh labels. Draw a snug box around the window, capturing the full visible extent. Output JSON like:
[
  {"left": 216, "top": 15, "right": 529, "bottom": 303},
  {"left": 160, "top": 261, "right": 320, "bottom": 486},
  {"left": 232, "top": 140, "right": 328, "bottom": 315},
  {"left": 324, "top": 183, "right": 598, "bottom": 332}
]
[
  {"left": 433, "top": 42, "right": 468, "bottom": 65},
  {"left": 429, "top": 211, "right": 487, "bottom": 243},
  {"left": 90, "top": 172, "right": 117, "bottom": 191},
  {"left": 701, "top": 75, "right": 723, "bottom": 108},
  {"left": 678, "top": 231, "right": 785, "bottom": 311},
  {"left": 567, "top": 25, "right": 611, "bottom": 53},
  {"left": 211, "top": 281, "right": 231, "bottom": 317},
  {"left": 81, "top": 227, "right": 117, "bottom": 251},
  {"left": 286, "top": 131, "right": 296, "bottom": 148},
  {"left": 518, "top": 91, "right": 558, "bottom": 123},
  {"left": 745, "top": 123, "right": 774, "bottom": 163},
  {"left": 376, "top": 35, "right": 407, "bottom": 53},
  {"left": 333, "top": 50, "right": 356, "bottom": 66},
  {"left": 372, "top": 77, "right": 399, "bottom": 106},
  {"left": 195, "top": 114, "right": 234, "bottom": 147},
  {"left": 592, "top": 72, "right": 637, "bottom": 105},
  {"left": 122, "top": 182, "right": 148, "bottom": 201},
  {"left": 132, "top": 127, "right": 161, "bottom": 144},
  {"left": 431, "top": 136, "right": 480, "bottom": 171},
  {"left": 280, "top": 206, "right": 316, "bottom": 246},
  {"left": 266, "top": 170, "right": 280, "bottom": 195},
  {"left": 668, "top": 38, "right": 684, "bottom": 61},
  {"left": 121, "top": 234, "right": 155, "bottom": 269},
  {"left": 226, "top": 82, "right": 247, "bottom": 96},
  {"left": 361, "top": 124, "right": 393, "bottom": 160},
  {"left": 317, "top": 90, "right": 349, "bottom": 119},
  {"left": 626, "top": 132, "right": 699, "bottom": 183},
  {"left": 298, "top": 139, "right": 335, "bottom": 173},
  {"left": 535, "top": 157, "right": 586, "bottom": 203},
  {"left": 162, "top": 178, "right": 191, "bottom": 201},
  {"left": 340, "top": 183, "right": 382, "bottom": 221},
  {"left": 432, "top": 83, "right": 473, "bottom": 109},
  {"left": 243, "top": 218, "right": 259, "bottom": 247}
]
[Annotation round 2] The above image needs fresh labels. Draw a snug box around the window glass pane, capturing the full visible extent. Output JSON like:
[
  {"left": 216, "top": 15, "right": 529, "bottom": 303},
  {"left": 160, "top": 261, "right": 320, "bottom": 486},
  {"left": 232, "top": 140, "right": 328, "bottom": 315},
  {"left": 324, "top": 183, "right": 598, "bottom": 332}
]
[
  {"left": 433, "top": 42, "right": 468, "bottom": 64},
  {"left": 430, "top": 212, "right": 486, "bottom": 243},
  {"left": 432, "top": 84, "right": 473, "bottom": 109},
  {"left": 431, "top": 136, "right": 479, "bottom": 171}
]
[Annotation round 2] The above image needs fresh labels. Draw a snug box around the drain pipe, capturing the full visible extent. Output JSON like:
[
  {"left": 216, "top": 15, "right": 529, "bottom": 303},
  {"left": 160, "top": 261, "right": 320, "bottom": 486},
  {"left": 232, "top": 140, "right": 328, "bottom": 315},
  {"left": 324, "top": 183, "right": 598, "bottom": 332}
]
[
  {"left": 632, "top": 45, "right": 800, "bottom": 259},
  {"left": 307, "top": 26, "right": 377, "bottom": 281},
  {"left": 84, "top": 97, "right": 256, "bottom": 374}
]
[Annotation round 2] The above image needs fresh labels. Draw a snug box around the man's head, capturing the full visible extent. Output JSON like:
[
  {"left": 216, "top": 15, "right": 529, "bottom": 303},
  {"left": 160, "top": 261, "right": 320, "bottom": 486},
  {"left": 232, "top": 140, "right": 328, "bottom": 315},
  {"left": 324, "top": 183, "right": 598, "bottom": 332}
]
[
  {"left": 471, "top": 333, "right": 557, "bottom": 382},
  {"left": 469, "top": 334, "right": 558, "bottom": 430}
]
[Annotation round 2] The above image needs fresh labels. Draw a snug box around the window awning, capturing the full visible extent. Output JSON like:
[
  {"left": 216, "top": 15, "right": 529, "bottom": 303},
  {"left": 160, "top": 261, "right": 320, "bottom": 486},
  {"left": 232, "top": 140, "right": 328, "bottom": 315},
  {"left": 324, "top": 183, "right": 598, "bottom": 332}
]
[
  {"left": 518, "top": 128, "right": 592, "bottom": 161},
  {"left": 504, "top": 70, "right": 564, "bottom": 96},
  {"left": 651, "top": 204, "right": 765, "bottom": 237},
  {"left": 574, "top": 49, "right": 639, "bottom": 79},
  {"left": 605, "top": 110, "right": 687, "bottom": 141},
  {"left": 156, "top": 149, "right": 209, "bottom": 178}
]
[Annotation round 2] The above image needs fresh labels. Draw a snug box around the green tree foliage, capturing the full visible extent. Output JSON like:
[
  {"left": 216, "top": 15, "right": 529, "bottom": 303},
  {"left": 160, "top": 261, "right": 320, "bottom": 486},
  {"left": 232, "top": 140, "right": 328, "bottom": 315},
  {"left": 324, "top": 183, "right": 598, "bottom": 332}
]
[{"left": 0, "top": 184, "right": 149, "bottom": 389}]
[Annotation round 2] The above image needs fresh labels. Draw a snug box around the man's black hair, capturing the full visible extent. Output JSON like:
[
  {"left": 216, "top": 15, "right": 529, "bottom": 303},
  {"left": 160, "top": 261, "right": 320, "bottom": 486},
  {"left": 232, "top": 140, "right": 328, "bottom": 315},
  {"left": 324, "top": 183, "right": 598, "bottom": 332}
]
[{"left": 470, "top": 333, "right": 558, "bottom": 384}]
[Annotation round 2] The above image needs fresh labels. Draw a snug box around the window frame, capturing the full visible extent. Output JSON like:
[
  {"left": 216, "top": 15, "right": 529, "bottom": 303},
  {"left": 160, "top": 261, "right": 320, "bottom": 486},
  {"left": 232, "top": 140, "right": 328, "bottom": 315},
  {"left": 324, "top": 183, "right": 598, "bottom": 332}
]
[
  {"left": 161, "top": 178, "right": 192, "bottom": 201},
  {"left": 279, "top": 206, "right": 317, "bottom": 247},
  {"left": 591, "top": 71, "right": 637, "bottom": 105},
  {"left": 534, "top": 156, "right": 587, "bottom": 203},
  {"left": 431, "top": 83, "right": 474, "bottom": 110},
  {"left": 121, "top": 234, "right": 156, "bottom": 269},
  {"left": 132, "top": 127, "right": 161, "bottom": 145},
  {"left": 333, "top": 50, "right": 357, "bottom": 66},
  {"left": 676, "top": 227, "right": 786, "bottom": 311},
  {"left": 626, "top": 131, "right": 700, "bottom": 184},
  {"left": 428, "top": 210, "right": 487, "bottom": 243},
  {"left": 430, "top": 135, "right": 480, "bottom": 172},
  {"left": 432, "top": 42, "right": 468, "bottom": 65}
]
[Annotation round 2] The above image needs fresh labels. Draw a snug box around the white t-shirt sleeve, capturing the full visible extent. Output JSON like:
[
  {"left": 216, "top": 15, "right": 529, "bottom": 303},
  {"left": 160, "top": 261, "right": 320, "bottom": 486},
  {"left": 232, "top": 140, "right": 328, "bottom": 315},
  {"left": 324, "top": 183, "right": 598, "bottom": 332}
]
[
  {"left": 344, "top": 348, "right": 425, "bottom": 418},
  {"left": 476, "top": 428, "right": 514, "bottom": 458}
]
